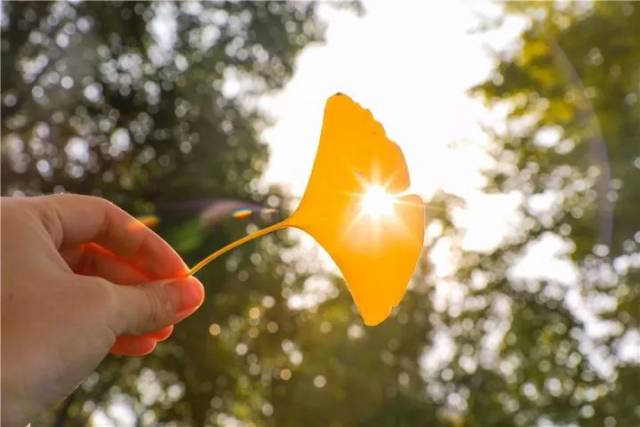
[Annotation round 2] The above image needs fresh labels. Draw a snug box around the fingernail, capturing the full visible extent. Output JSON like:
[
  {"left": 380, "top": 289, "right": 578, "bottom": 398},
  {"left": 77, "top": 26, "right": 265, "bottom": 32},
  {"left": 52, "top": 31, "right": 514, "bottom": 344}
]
[{"left": 167, "top": 277, "right": 204, "bottom": 317}]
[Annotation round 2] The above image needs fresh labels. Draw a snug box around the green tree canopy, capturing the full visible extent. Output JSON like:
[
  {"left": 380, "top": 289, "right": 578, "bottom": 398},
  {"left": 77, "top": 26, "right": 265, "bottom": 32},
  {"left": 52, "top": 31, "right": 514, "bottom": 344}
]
[{"left": 1, "top": 1, "right": 638, "bottom": 426}]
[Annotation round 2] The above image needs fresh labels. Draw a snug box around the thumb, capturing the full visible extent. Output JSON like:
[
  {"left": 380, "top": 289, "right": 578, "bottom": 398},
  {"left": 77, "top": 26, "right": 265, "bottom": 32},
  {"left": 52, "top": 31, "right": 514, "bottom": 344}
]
[{"left": 106, "top": 276, "right": 204, "bottom": 336}]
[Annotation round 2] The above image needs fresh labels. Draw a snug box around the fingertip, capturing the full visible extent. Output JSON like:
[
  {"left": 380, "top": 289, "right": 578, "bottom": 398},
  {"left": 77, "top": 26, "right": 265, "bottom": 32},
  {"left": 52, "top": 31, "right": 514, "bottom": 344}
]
[
  {"left": 149, "top": 325, "right": 174, "bottom": 342},
  {"left": 174, "top": 276, "right": 205, "bottom": 320},
  {"left": 189, "top": 276, "right": 205, "bottom": 306},
  {"left": 110, "top": 335, "right": 157, "bottom": 356}
]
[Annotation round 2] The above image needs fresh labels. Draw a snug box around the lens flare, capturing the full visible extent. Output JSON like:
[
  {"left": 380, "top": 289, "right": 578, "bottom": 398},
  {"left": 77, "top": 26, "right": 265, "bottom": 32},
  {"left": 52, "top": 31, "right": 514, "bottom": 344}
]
[
  {"left": 360, "top": 185, "right": 395, "bottom": 218},
  {"left": 231, "top": 208, "right": 253, "bottom": 219},
  {"left": 129, "top": 215, "right": 160, "bottom": 230}
]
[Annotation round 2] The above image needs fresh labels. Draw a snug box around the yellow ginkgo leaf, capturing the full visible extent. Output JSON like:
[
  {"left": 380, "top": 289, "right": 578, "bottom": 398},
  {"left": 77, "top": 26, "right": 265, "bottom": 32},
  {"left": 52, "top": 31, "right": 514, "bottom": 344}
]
[{"left": 189, "top": 93, "right": 425, "bottom": 326}]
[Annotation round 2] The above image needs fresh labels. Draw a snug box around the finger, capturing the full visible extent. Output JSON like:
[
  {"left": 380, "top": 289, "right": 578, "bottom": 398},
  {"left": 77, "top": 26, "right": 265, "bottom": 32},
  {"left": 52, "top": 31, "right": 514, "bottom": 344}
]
[
  {"left": 109, "top": 325, "right": 173, "bottom": 356},
  {"left": 108, "top": 276, "right": 204, "bottom": 336},
  {"left": 64, "top": 244, "right": 176, "bottom": 347},
  {"left": 110, "top": 335, "right": 157, "bottom": 356},
  {"left": 37, "top": 194, "right": 187, "bottom": 279},
  {"left": 149, "top": 325, "right": 174, "bottom": 341},
  {"left": 63, "top": 243, "right": 149, "bottom": 284}
]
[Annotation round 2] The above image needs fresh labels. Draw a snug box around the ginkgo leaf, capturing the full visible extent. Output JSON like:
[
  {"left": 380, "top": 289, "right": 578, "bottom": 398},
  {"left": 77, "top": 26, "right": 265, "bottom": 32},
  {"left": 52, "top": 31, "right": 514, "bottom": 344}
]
[
  {"left": 189, "top": 93, "right": 425, "bottom": 326},
  {"left": 286, "top": 93, "right": 425, "bottom": 325}
]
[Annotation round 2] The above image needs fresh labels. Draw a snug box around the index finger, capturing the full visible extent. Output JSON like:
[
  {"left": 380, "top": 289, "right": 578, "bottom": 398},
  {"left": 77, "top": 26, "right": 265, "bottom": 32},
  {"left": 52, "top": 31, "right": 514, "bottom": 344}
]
[{"left": 36, "top": 194, "right": 188, "bottom": 279}]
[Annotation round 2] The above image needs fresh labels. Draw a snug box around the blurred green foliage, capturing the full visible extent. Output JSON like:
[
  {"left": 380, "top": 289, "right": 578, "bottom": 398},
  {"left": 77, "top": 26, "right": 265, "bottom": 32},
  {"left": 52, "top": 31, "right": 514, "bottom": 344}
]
[{"left": 1, "top": 1, "right": 639, "bottom": 426}]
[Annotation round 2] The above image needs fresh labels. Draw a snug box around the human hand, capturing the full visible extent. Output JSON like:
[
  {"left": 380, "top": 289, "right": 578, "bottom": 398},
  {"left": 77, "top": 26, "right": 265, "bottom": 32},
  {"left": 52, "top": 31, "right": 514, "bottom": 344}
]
[{"left": 1, "top": 194, "right": 204, "bottom": 426}]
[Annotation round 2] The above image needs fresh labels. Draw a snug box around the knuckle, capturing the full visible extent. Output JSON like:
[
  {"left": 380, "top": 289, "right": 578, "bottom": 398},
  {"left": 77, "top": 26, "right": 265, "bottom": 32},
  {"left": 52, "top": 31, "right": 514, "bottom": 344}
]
[
  {"left": 32, "top": 195, "right": 69, "bottom": 246},
  {"left": 79, "top": 195, "right": 117, "bottom": 219},
  {"left": 60, "top": 193, "right": 116, "bottom": 215},
  {"left": 95, "top": 196, "right": 119, "bottom": 214},
  {"left": 144, "top": 286, "right": 172, "bottom": 330},
  {"left": 144, "top": 290, "right": 161, "bottom": 328},
  {"left": 2, "top": 198, "right": 38, "bottom": 231},
  {"left": 90, "top": 195, "right": 114, "bottom": 210}
]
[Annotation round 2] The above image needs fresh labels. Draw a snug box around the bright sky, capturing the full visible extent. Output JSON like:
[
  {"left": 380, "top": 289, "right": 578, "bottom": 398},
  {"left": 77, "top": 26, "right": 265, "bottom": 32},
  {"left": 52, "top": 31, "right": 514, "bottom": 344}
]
[{"left": 261, "top": 0, "right": 519, "bottom": 201}]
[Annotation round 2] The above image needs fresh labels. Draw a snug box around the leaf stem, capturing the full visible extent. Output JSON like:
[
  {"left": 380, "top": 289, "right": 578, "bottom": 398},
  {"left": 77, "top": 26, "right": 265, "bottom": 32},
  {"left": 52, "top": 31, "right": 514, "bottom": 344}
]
[{"left": 188, "top": 220, "right": 289, "bottom": 276}]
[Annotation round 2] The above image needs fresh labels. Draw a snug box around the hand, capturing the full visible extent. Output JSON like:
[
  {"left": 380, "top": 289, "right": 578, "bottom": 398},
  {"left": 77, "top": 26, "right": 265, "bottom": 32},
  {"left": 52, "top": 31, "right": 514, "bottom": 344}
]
[{"left": 1, "top": 194, "right": 204, "bottom": 426}]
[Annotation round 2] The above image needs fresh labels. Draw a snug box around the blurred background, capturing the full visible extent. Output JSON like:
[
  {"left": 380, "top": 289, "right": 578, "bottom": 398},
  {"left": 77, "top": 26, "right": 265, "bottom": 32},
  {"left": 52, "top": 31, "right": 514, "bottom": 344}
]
[{"left": 2, "top": 1, "right": 639, "bottom": 426}]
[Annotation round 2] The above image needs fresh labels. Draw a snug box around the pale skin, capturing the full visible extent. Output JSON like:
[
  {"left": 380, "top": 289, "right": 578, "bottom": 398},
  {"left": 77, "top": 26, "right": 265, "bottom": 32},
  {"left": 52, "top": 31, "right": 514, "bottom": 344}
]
[{"left": 1, "top": 194, "right": 205, "bottom": 426}]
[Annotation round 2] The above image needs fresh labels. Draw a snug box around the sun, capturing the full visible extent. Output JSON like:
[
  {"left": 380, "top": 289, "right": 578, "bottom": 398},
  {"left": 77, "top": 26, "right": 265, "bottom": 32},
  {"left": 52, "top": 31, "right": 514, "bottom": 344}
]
[{"left": 360, "top": 185, "right": 395, "bottom": 218}]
